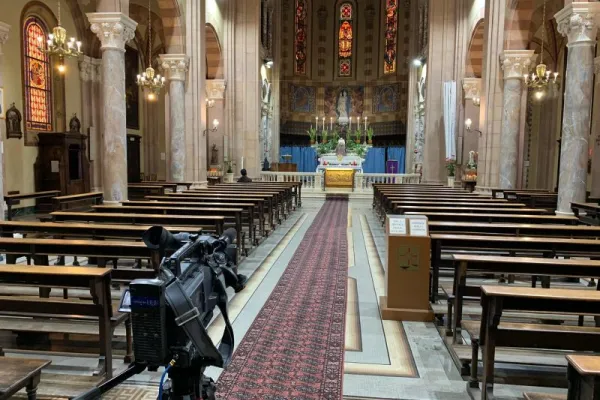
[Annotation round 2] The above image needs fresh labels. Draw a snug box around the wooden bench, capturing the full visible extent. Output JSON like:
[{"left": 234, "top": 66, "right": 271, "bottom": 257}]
[
  {"left": 572, "top": 202, "right": 600, "bottom": 226},
  {"left": 491, "top": 188, "right": 550, "bottom": 199},
  {"left": 407, "top": 212, "right": 578, "bottom": 225},
  {"left": 0, "top": 356, "right": 51, "bottom": 400},
  {"left": 428, "top": 222, "right": 600, "bottom": 239},
  {"left": 217, "top": 181, "right": 302, "bottom": 207},
  {"left": 51, "top": 211, "right": 225, "bottom": 236},
  {"left": 92, "top": 205, "right": 247, "bottom": 255},
  {"left": 395, "top": 206, "right": 547, "bottom": 215},
  {"left": 141, "top": 180, "right": 194, "bottom": 190},
  {"left": 52, "top": 191, "right": 104, "bottom": 212},
  {"left": 4, "top": 191, "right": 60, "bottom": 221},
  {"left": 450, "top": 255, "right": 600, "bottom": 342},
  {"left": 186, "top": 188, "right": 291, "bottom": 217},
  {"left": 378, "top": 195, "right": 500, "bottom": 215},
  {"left": 0, "top": 266, "right": 124, "bottom": 379},
  {"left": 470, "top": 286, "right": 600, "bottom": 399},
  {"left": 130, "top": 182, "right": 178, "bottom": 192},
  {"left": 430, "top": 234, "right": 600, "bottom": 302},
  {"left": 566, "top": 354, "right": 600, "bottom": 400},
  {"left": 127, "top": 185, "right": 165, "bottom": 199}
]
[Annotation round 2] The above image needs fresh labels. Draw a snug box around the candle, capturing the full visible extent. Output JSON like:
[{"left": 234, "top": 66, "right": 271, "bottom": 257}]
[
  {"left": 364, "top": 116, "right": 368, "bottom": 130},
  {"left": 330, "top": 117, "right": 333, "bottom": 130},
  {"left": 315, "top": 116, "right": 318, "bottom": 129},
  {"left": 241, "top": 157, "right": 244, "bottom": 169},
  {"left": 322, "top": 117, "right": 325, "bottom": 130},
  {"left": 76, "top": 41, "right": 82, "bottom": 52},
  {"left": 357, "top": 116, "right": 361, "bottom": 129},
  {"left": 349, "top": 116, "right": 352, "bottom": 131}
]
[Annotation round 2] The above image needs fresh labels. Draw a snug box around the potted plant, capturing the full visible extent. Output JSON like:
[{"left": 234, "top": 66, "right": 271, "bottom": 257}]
[
  {"left": 354, "top": 129, "right": 361, "bottom": 144},
  {"left": 445, "top": 157, "right": 456, "bottom": 187},
  {"left": 366, "top": 127, "right": 374, "bottom": 145},
  {"left": 307, "top": 127, "right": 317, "bottom": 145},
  {"left": 224, "top": 159, "right": 236, "bottom": 183},
  {"left": 322, "top": 130, "right": 329, "bottom": 144}
]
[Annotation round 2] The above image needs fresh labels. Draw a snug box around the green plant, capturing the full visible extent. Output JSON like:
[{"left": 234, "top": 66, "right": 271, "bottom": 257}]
[
  {"left": 322, "top": 129, "right": 329, "bottom": 143},
  {"left": 354, "top": 129, "right": 362, "bottom": 143},
  {"left": 445, "top": 158, "right": 456, "bottom": 177},
  {"left": 354, "top": 145, "right": 366, "bottom": 158},
  {"left": 307, "top": 127, "right": 317, "bottom": 142},
  {"left": 332, "top": 128, "right": 340, "bottom": 144},
  {"left": 225, "top": 159, "right": 236, "bottom": 174},
  {"left": 366, "top": 127, "right": 374, "bottom": 142}
]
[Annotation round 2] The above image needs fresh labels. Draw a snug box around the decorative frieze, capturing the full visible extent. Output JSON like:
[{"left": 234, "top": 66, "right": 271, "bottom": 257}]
[
  {"left": 206, "top": 79, "right": 226, "bottom": 100},
  {"left": 462, "top": 78, "right": 481, "bottom": 100}
]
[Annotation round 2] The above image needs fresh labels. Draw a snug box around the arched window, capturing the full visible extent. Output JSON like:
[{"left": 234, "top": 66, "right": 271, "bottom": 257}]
[
  {"left": 384, "top": 0, "right": 398, "bottom": 74},
  {"left": 294, "top": 0, "right": 308, "bottom": 75},
  {"left": 338, "top": 2, "right": 354, "bottom": 77},
  {"left": 23, "top": 16, "right": 52, "bottom": 132}
]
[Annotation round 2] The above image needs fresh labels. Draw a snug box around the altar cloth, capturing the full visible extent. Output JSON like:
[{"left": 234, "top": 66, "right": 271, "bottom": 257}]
[{"left": 324, "top": 168, "right": 355, "bottom": 189}]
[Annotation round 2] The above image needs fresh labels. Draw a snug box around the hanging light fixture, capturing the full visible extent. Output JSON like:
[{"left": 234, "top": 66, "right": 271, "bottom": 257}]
[
  {"left": 136, "top": 0, "right": 165, "bottom": 101},
  {"left": 524, "top": 0, "right": 559, "bottom": 93},
  {"left": 37, "top": 0, "right": 83, "bottom": 73}
]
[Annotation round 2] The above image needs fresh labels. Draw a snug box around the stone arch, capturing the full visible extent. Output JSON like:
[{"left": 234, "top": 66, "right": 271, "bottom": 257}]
[
  {"left": 130, "top": 4, "right": 167, "bottom": 68},
  {"left": 526, "top": 0, "right": 564, "bottom": 71},
  {"left": 504, "top": 0, "right": 535, "bottom": 50},
  {"left": 205, "top": 23, "right": 223, "bottom": 79},
  {"left": 466, "top": 19, "right": 484, "bottom": 78},
  {"left": 156, "top": 0, "right": 184, "bottom": 54}
]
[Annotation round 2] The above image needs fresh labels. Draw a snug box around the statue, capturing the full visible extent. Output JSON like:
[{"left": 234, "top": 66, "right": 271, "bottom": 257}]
[
  {"left": 335, "top": 137, "right": 346, "bottom": 161},
  {"left": 6, "top": 103, "right": 22, "bottom": 140},
  {"left": 336, "top": 89, "right": 350, "bottom": 124},
  {"left": 210, "top": 144, "right": 219, "bottom": 165},
  {"left": 69, "top": 113, "right": 81, "bottom": 133}
]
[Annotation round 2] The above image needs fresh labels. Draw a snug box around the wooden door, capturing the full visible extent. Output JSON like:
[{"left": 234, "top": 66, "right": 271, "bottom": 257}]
[{"left": 127, "top": 134, "right": 141, "bottom": 183}]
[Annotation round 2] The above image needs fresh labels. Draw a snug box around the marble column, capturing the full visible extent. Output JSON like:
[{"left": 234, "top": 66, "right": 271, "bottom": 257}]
[
  {"left": 87, "top": 12, "right": 137, "bottom": 202},
  {"left": 554, "top": 3, "right": 600, "bottom": 214},
  {"left": 90, "top": 58, "right": 103, "bottom": 191},
  {"left": 0, "top": 22, "right": 10, "bottom": 221},
  {"left": 160, "top": 54, "right": 189, "bottom": 182},
  {"left": 499, "top": 50, "right": 535, "bottom": 189},
  {"left": 590, "top": 57, "right": 600, "bottom": 198}
]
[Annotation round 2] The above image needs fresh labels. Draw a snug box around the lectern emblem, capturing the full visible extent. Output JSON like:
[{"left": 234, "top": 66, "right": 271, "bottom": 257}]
[{"left": 397, "top": 245, "right": 419, "bottom": 271}]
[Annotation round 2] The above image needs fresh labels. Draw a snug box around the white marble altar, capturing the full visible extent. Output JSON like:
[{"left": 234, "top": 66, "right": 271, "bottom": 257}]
[{"left": 317, "top": 153, "right": 364, "bottom": 173}]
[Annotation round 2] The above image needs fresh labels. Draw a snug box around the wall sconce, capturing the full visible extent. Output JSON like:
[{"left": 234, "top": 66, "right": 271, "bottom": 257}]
[
  {"left": 206, "top": 98, "right": 215, "bottom": 108},
  {"left": 472, "top": 97, "right": 480, "bottom": 107},
  {"left": 203, "top": 119, "right": 219, "bottom": 136},
  {"left": 411, "top": 58, "right": 423, "bottom": 67},
  {"left": 465, "top": 118, "right": 482, "bottom": 136}
]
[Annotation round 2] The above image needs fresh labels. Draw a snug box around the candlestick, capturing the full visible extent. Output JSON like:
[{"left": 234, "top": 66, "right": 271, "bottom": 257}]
[
  {"left": 349, "top": 116, "right": 352, "bottom": 131},
  {"left": 241, "top": 157, "right": 244, "bottom": 170},
  {"left": 330, "top": 117, "right": 333, "bottom": 131},
  {"left": 322, "top": 117, "right": 325, "bottom": 131},
  {"left": 364, "top": 116, "right": 368, "bottom": 130},
  {"left": 315, "top": 116, "right": 318, "bottom": 129}
]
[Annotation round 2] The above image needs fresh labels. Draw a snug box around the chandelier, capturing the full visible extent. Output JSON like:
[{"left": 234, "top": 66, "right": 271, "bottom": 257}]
[
  {"left": 37, "top": 0, "right": 82, "bottom": 73},
  {"left": 136, "top": 0, "right": 165, "bottom": 101},
  {"left": 524, "top": 0, "right": 559, "bottom": 93}
]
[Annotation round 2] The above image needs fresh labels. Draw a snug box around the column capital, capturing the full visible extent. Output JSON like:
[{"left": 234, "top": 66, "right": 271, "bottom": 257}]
[
  {"left": 0, "top": 22, "right": 11, "bottom": 55},
  {"left": 500, "top": 50, "right": 536, "bottom": 80},
  {"left": 462, "top": 77, "right": 481, "bottom": 100},
  {"left": 87, "top": 12, "right": 137, "bottom": 52},
  {"left": 595, "top": 57, "right": 600, "bottom": 76},
  {"left": 159, "top": 54, "right": 189, "bottom": 81},
  {"left": 555, "top": 3, "right": 600, "bottom": 47},
  {"left": 207, "top": 79, "right": 227, "bottom": 99}
]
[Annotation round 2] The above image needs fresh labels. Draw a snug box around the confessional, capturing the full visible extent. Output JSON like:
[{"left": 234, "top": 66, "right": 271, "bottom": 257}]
[{"left": 34, "top": 132, "right": 91, "bottom": 196}]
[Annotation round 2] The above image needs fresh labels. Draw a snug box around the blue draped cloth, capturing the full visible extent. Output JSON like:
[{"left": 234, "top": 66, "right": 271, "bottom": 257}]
[
  {"left": 279, "top": 147, "right": 318, "bottom": 172},
  {"left": 363, "top": 147, "right": 386, "bottom": 173},
  {"left": 387, "top": 147, "right": 406, "bottom": 173}
]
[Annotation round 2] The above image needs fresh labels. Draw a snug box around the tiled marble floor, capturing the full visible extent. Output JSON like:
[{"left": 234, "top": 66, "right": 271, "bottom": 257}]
[{"left": 2, "top": 198, "right": 572, "bottom": 399}]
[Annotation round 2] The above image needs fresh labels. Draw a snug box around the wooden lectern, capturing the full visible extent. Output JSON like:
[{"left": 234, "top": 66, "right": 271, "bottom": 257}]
[{"left": 380, "top": 215, "right": 434, "bottom": 322}]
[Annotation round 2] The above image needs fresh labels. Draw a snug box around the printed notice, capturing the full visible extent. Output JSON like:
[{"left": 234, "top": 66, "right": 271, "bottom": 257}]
[
  {"left": 409, "top": 219, "right": 428, "bottom": 236},
  {"left": 51, "top": 160, "right": 59, "bottom": 173},
  {"left": 389, "top": 218, "right": 407, "bottom": 235}
]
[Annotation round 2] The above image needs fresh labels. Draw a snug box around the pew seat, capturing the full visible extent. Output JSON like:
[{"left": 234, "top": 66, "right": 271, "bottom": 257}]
[
  {"left": 565, "top": 354, "right": 600, "bottom": 400},
  {"left": 522, "top": 393, "right": 566, "bottom": 400}
]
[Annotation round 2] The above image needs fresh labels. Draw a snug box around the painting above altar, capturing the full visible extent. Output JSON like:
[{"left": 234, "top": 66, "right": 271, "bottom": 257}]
[{"left": 324, "top": 86, "right": 364, "bottom": 123}]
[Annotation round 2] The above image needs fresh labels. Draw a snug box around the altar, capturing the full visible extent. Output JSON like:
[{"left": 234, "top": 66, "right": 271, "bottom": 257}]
[
  {"left": 316, "top": 154, "right": 364, "bottom": 173},
  {"left": 324, "top": 168, "right": 356, "bottom": 189}
]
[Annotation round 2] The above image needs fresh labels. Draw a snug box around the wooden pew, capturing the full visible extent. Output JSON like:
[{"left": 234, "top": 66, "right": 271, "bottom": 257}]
[
  {"left": 0, "top": 265, "right": 122, "bottom": 379},
  {"left": 429, "top": 221, "right": 600, "bottom": 239},
  {"left": 450, "top": 255, "right": 600, "bottom": 342},
  {"left": 379, "top": 195, "right": 500, "bottom": 215},
  {"left": 168, "top": 192, "right": 278, "bottom": 227},
  {"left": 407, "top": 212, "right": 577, "bottom": 224},
  {"left": 473, "top": 286, "right": 600, "bottom": 400},
  {"left": 218, "top": 181, "right": 303, "bottom": 208},
  {"left": 141, "top": 180, "right": 194, "bottom": 190},
  {"left": 565, "top": 355, "right": 600, "bottom": 400},
  {"left": 185, "top": 188, "right": 291, "bottom": 217},
  {"left": 514, "top": 192, "right": 558, "bottom": 209},
  {"left": 430, "top": 233, "right": 600, "bottom": 302},
  {"left": 128, "top": 185, "right": 165, "bottom": 200},
  {"left": 52, "top": 191, "right": 104, "bottom": 212},
  {"left": 92, "top": 205, "right": 247, "bottom": 254},
  {"left": 4, "top": 191, "right": 60, "bottom": 221},
  {"left": 0, "top": 356, "right": 51, "bottom": 399},
  {"left": 394, "top": 205, "right": 547, "bottom": 215},
  {"left": 130, "top": 182, "right": 178, "bottom": 192},
  {"left": 391, "top": 201, "right": 526, "bottom": 208},
  {"left": 490, "top": 188, "right": 550, "bottom": 199},
  {"left": 143, "top": 197, "right": 266, "bottom": 237},
  {"left": 50, "top": 211, "right": 225, "bottom": 235},
  {"left": 572, "top": 202, "right": 600, "bottom": 226}
]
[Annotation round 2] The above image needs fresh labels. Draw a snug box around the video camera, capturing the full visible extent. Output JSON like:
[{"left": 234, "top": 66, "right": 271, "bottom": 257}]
[{"left": 73, "top": 227, "right": 246, "bottom": 400}]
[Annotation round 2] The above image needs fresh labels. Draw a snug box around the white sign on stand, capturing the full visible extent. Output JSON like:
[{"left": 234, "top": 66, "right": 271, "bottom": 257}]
[
  {"left": 409, "top": 219, "right": 428, "bottom": 236},
  {"left": 389, "top": 217, "right": 407, "bottom": 235}
]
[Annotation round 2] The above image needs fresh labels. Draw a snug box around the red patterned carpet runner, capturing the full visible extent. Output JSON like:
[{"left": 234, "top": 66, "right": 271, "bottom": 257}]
[{"left": 217, "top": 199, "right": 349, "bottom": 399}]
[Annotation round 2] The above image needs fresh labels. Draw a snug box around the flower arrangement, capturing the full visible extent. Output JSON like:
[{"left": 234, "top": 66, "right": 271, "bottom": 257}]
[
  {"left": 322, "top": 129, "right": 329, "bottom": 144},
  {"left": 445, "top": 157, "right": 456, "bottom": 177},
  {"left": 225, "top": 159, "right": 236, "bottom": 174}
]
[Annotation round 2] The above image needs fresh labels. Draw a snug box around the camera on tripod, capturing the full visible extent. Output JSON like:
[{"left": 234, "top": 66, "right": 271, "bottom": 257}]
[{"left": 74, "top": 226, "right": 246, "bottom": 400}]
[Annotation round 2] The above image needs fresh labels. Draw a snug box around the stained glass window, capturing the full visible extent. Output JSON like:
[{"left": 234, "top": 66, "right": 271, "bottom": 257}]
[
  {"left": 294, "top": 0, "right": 308, "bottom": 75},
  {"left": 23, "top": 16, "right": 52, "bottom": 132},
  {"left": 384, "top": 0, "right": 398, "bottom": 74},
  {"left": 338, "top": 3, "right": 353, "bottom": 77}
]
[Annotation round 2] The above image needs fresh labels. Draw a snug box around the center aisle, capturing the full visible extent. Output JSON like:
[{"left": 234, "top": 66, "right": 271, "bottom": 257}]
[{"left": 217, "top": 198, "right": 349, "bottom": 399}]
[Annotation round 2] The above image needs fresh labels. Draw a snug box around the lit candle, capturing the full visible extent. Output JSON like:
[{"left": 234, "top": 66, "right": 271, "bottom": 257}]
[
  {"left": 241, "top": 157, "right": 244, "bottom": 169},
  {"left": 76, "top": 41, "right": 82, "bottom": 52},
  {"left": 357, "top": 116, "right": 361, "bottom": 129},
  {"left": 47, "top": 39, "right": 52, "bottom": 47},
  {"left": 349, "top": 116, "right": 352, "bottom": 131},
  {"left": 364, "top": 116, "right": 368, "bottom": 130},
  {"left": 322, "top": 117, "right": 325, "bottom": 130},
  {"left": 315, "top": 116, "right": 318, "bottom": 129},
  {"left": 330, "top": 117, "right": 333, "bottom": 130}
]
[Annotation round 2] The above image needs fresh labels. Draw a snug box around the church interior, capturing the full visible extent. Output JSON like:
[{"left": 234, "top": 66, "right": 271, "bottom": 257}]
[{"left": 1, "top": 0, "right": 600, "bottom": 399}]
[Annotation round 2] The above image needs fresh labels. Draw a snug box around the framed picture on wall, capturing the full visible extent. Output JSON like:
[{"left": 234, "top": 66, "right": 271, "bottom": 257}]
[{"left": 0, "top": 88, "right": 4, "bottom": 119}]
